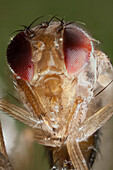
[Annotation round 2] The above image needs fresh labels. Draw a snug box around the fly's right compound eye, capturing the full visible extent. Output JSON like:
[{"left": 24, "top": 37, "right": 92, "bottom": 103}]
[{"left": 7, "top": 32, "right": 34, "bottom": 81}]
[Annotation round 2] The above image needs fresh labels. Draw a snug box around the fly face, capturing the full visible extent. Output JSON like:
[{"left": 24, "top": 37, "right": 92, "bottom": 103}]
[
  {"left": 0, "top": 19, "right": 113, "bottom": 169},
  {"left": 7, "top": 22, "right": 97, "bottom": 133}
]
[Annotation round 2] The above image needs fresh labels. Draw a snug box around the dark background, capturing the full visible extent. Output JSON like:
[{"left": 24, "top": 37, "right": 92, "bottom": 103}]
[{"left": 0, "top": 0, "right": 113, "bottom": 169}]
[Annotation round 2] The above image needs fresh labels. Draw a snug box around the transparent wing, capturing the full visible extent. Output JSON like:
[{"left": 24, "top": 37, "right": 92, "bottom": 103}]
[{"left": 0, "top": 99, "right": 60, "bottom": 147}]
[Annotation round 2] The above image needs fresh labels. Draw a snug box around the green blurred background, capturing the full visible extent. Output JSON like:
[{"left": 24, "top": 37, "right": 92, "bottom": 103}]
[{"left": 0, "top": 0, "right": 113, "bottom": 170}]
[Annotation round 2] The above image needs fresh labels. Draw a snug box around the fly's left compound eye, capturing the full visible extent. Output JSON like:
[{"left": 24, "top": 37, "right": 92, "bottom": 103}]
[
  {"left": 7, "top": 32, "right": 34, "bottom": 81},
  {"left": 63, "top": 25, "right": 92, "bottom": 74}
]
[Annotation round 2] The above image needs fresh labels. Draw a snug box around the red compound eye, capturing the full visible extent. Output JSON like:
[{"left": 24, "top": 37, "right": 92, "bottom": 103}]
[
  {"left": 63, "top": 25, "right": 92, "bottom": 74},
  {"left": 7, "top": 32, "right": 34, "bottom": 81}
]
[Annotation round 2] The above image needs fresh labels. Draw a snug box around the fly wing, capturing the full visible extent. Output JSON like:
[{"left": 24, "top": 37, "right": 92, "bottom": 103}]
[
  {"left": 95, "top": 50, "right": 113, "bottom": 86},
  {"left": 0, "top": 99, "right": 32, "bottom": 126},
  {"left": 0, "top": 99, "right": 60, "bottom": 147},
  {"left": 86, "top": 50, "right": 113, "bottom": 124},
  {"left": 94, "top": 50, "right": 113, "bottom": 101}
]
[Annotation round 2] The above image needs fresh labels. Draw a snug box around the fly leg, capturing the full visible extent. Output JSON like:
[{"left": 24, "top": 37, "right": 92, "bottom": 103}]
[
  {"left": 0, "top": 116, "right": 14, "bottom": 170},
  {"left": 78, "top": 102, "right": 113, "bottom": 142}
]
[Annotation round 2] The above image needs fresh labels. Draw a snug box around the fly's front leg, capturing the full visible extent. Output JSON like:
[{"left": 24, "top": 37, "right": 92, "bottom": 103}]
[
  {"left": 66, "top": 98, "right": 89, "bottom": 170},
  {"left": 67, "top": 136, "right": 88, "bottom": 170},
  {"left": 78, "top": 102, "right": 113, "bottom": 142},
  {"left": 67, "top": 125, "right": 89, "bottom": 170}
]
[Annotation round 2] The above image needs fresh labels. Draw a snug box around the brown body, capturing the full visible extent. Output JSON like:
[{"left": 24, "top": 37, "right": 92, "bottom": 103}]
[{"left": 0, "top": 20, "right": 113, "bottom": 169}]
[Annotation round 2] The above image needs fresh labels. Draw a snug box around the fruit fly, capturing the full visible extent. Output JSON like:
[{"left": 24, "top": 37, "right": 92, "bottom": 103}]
[{"left": 0, "top": 17, "right": 113, "bottom": 170}]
